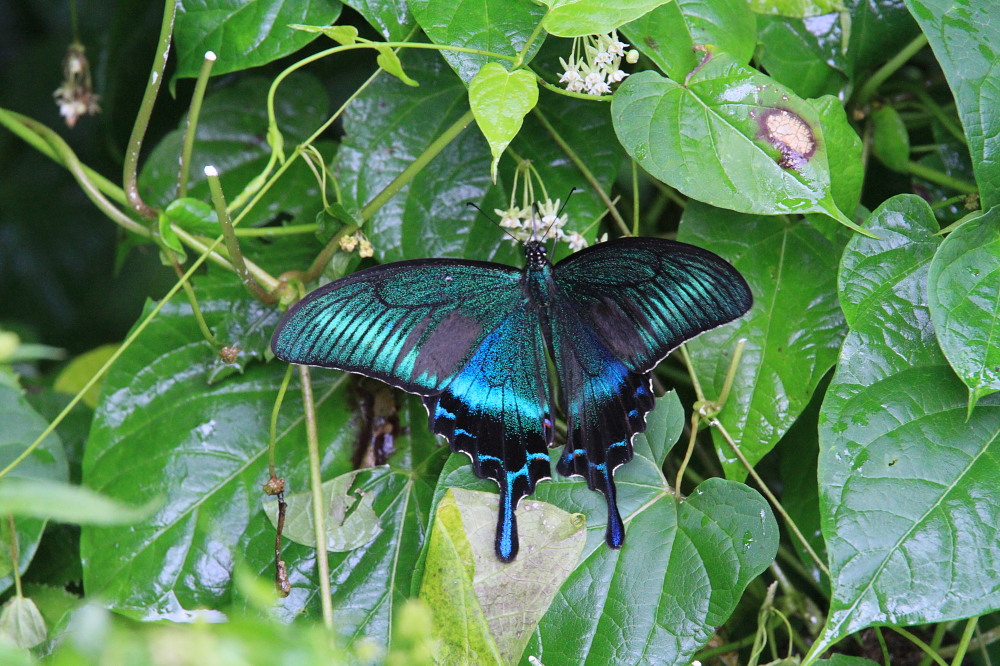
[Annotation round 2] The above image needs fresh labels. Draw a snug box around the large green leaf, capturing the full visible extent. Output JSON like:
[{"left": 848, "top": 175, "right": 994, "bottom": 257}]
[
  {"left": 0, "top": 372, "right": 69, "bottom": 595},
  {"left": 843, "top": 0, "right": 920, "bottom": 78},
  {"left": 419, "top": 489, "right": 585, "bottom": 665},
  {"left": 539, "top": 0, "right": 672, "bottom": 37},
  {"left": 928, "top": 209, "right": 1000, "bottom": 408},
  {"left": 341, "top": 0, "right": 416, "bottom": 41},
  {"left": 680, "top": 203, "right": 848, "bottom": 481},
  {"left": 333, "top": 50, "right": 500, "bottom": 262},
  {"left": 612, "top": 56, "right": 861, "bottom": 231},
  {"left": 756, "top": 13, "right": 847, "bottom": 99},
  {"left": 812, "top": 194, "right": 1000, "bottom": 653},
  {"left": 409, "top": 0, "right": 546, "bottom": 84},
  {"left": 906, "top": 0, "right": 1000, "bottom": 209},
  {"left": 413, "top": 394, "right": 778, "bottom": 664},
  {"left": 622, "top": 0, "right": 757, "bottom": 83},
  {"left": 173, "top": 0, "right": 342, "bottom": 79},
  {"left": 80, "top": 273, "right": 445, "bottom": 646}
]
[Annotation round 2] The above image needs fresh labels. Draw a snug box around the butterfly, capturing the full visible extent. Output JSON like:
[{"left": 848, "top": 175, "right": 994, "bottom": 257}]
[{"left": 271, "top": 237, "right": 752, "bottom": 562}]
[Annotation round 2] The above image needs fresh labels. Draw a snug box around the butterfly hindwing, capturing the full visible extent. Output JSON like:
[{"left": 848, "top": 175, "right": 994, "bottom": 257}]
[
  {"left": 549, "top": 238, "right": 752, "bottom": 549},
  {"left": 271, "top": 259, "right": 553, "bottom": 561},
  {"left": 424, "top": 301, "right": 553, "bottom": 561}
]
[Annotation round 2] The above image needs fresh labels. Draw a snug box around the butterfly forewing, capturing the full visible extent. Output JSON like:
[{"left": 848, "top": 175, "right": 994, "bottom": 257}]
[{"left": 553, "top": 237, "right": 753, "bottom": 373}]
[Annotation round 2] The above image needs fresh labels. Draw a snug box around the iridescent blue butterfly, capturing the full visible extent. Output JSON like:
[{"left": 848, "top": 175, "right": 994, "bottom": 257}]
[{"left": 271, "top": 237, "right": 751, "bottom": 562}]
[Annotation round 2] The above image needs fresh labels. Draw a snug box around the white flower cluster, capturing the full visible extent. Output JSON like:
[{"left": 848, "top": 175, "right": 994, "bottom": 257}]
[
  {"left": 339, "top": 231, "right": 374, "bottom": 258},
  {"left": 559, "top": 31, "right": 638, "bottom": 96},
  {"left": 53, "top": 42, "right": 100, "bottom": 128},
  {"left": 494, "top": 199, "right": 587, "bottom": 252}
]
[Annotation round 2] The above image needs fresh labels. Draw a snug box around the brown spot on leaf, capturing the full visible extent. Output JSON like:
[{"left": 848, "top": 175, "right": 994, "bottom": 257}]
[{"left": 755, "top": 108, "right": 816, "bottom": 170}]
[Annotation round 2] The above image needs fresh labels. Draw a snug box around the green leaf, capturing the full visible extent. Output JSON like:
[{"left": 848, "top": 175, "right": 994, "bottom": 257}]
[
  {"left": 539, "top": 0, "right": 673, "bottom": 37},
  {"left": 419, "top": 489, "right": 586, "bottom": 665},
  {"left": 375, "top": 45, "right": 419, "bottom": 86},
  {"left": 748, "top": 0, "right": 843, "bottom": 18},
  {"left": 80, "top": 273, "right": 446, "bottom": 643},
  {"left": 0, "top": 376, "right": 68, "bottom": 595},
  {"left": 756, "top": 13, "right": 847, "bottom": 99},
  {"left": 906, "top": 0, "right": 999, "bottom": 208},
  {"left": 817, "top": 657, "right": 880, "bottom": 666},
  {"left": 333, "top": 50, "right": 499, "bottom": 262},
  {"left": 622, "top": 0, "right": 758, "bottom": 82},
  {"left": 680, "top": 203, "right": 848, "bottom": 480},
  {"left": 173, "top": 0, "right": 342, "bottom": 79},
  {"left": 870, "top": 106, "right": 910, "bottom": 172},
  {"left": 289, "top": 23, "right": 359, "bottom": 45},
  {"left": 469, "top": 64, "right": 539, "bottom": 182},
  {"left": 843, "top": 0, "right": 920, "bottom": 78},
  {"left": 339, "top": 0, "right": 415, "bottom": 41},
  {"left": 409, "top": 0, "right": 546, "bottom": 84},
  {"left": 813, "top": 95, "right": 863, "bottom": 216},
  {"left": 52, "top": 344, "right": 119, "bottom": 409},
  {"left": 417, "top": 393, "right": 777, "bottom": 664},
  {"left": 612, "top": 56, "right": 864, "bottom": 233},
  {"left": 263, "top": 469, "right": 382, "bottom": 552},
  {"left": 813, "top": 194, "right": 1000, "bottom": 652},
  {"left": 0, "top": 479, "right": 157, "bottom": 525},
  {"left": 928, "top": 209, "right": 1000, "bottom": 409},
  {"left": 0, "top": 597, "right": 46, "bottom": 649},
  {"left": 164, "top": 198, "right": 220, "bottom": 237}
]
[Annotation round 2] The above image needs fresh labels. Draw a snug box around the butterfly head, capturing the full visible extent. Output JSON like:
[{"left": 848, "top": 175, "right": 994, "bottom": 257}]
[{"left": 524, "top": 241, "right": 549, "bottom": 269}]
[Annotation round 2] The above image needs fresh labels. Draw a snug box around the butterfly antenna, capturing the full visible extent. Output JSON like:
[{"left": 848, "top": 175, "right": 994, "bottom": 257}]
[
  {"left": 557, "top": 187, "right": 578, "bottom": 218},
  {"left": 466, "top": 202, "right": 521, "bottom": 244}
]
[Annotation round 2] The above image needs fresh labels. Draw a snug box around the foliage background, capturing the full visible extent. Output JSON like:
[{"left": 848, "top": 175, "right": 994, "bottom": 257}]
[{"left": 1, "top": 0, "right": 998, "bottom": 664}]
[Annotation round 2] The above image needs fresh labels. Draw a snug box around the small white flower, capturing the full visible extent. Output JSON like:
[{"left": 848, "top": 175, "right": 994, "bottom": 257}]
[
  {"left": 559, "top": 69, "right": 582, "bottom": 86},
  {"left": 566, "top": 79, "right": 585, "bottom": 93},
  {"left": 495, "top": 207, "right": 525, "bottom": 229},
  {"left": 584, "top": 71, "right": 604, "bottom": 89},
  {"left": 586, "top": 78, "right": 612, "bottom": 95},
  {"left": 608, "top": 69, "right": 629, "bottom": 83},
  {"left": 607, "top": 38, "right": 629, "bottom": 58},
  {"left": 565, "top": 232, "right": 588, "bottom": 251},
  {"left": 593, "top": 51, "right": 613, "bottom": 66}
]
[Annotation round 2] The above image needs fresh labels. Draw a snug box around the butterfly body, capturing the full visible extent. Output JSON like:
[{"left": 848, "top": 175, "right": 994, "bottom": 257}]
[{"left": 272, "top": 238, "right": 752, "bottom": 561}]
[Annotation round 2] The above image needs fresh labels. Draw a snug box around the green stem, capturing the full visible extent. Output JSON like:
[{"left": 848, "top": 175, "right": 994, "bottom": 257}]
[
  {"left": 178, "top": 50, "right": 217, "bottom": 198},
  {"left": 205, "top": 166, "right": 276, "bottom": 304},
  {"left": 123, "top": 0, "right": 176, "bottom": 219},
  {"left": 532, "top": 107, "right": 629, "bottom": 236},
  {"left": 171, "top": 257, "right": 219, "bottom": 346},
  {"left": 361, "top": 109, "right": 475, "bottom": 222},
  {"left": 6, "top": 515, "right": 22, "bottom": 598},
  {"left": 854, "top": 34, "right": 929, "bottom": 107},
  {"left": 535, "top": 76, "right": 612, "bottom": 102},
  {"left": 920, "top": 622, "right": 951, "bottom": 666},
  {"left": 6, "top": 110, "right": 149, "bottom": 237},
  {"left": 890, "top": 627, "right": 948, "bottom": 666},
  {"left": 171, "top": 226, "right": 279, "bottom": 292},
  {"left": 876, "top": 627, "right": 892, "bottom": 665},
  {"left": 299, "top": 365, "right": 335, "bottom": 630},
  {"left": 235, "top": 224, "right": 319, "bottom": 237},
  {"left": 0, "top": 237, "right": 224, "bottom": 481},
  {"left": 906, "top": 160, "right": 978, "bottom": 194},
  {"left": 0, "top": 108, "right": 128, "bottom": 208},
  {"left": 269, "top": 365, "right": 295, "bottom": 478},
  {"left": 630, "top": 159, "right": 640, "bottom": 236},
  {"left": 711, "top": 418, "right": 830, "bottom": 577},
  {"left": 909, "top": 88, "right": 967, "bottom": 146},
  {"left": 938, "top": 622, "right": 1000, "bottom": 658},
  {"left": 949, "top": 617, "right": 978, "bottom": 666}
]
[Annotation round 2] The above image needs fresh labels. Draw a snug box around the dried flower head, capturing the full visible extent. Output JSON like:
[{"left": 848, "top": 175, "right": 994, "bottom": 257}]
[{"left": 53, "top": 42, "right": 100, "bottom": 128}]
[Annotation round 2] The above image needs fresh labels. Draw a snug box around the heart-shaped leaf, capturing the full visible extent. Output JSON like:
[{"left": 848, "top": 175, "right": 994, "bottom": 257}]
[
  {"left": 612, "top": 56, "right": 864, "bottom": 233},
  {"left": 928, "top": 209, "right": 1000, "bottom": 410},
  {"left": 812, "top": 194, "right": 1000, "bottom": 653},
  {"left": 539, "top": 0, "right": 672, "bottom": 37},
  {"left": 469, "top": 64, "right": 539, "bottom": 182}
]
